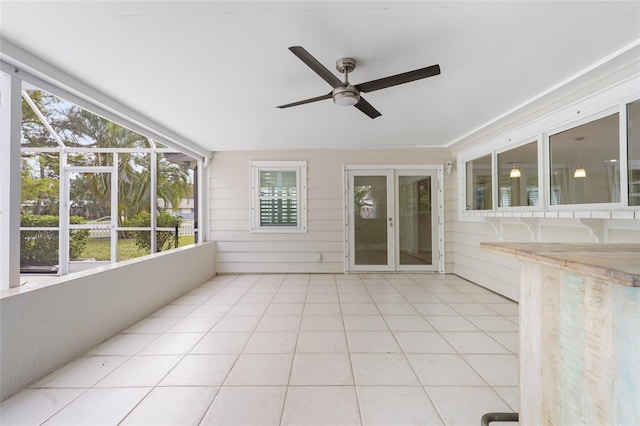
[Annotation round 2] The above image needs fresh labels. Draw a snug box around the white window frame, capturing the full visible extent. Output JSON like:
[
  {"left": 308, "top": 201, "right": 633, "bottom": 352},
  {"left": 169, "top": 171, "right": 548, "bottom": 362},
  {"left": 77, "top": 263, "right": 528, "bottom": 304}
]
[
  {"left": 496, "top": 137, "right": 543, "bottom": 212},
  {"left": 545, "top": 107, "right": 624, "bottom": 212},
  {"left": 251, "top": 160, "right": 307, "bottom": 233},
  {"left": 457, "top": 74, "right": 640, "bottom": 221}
]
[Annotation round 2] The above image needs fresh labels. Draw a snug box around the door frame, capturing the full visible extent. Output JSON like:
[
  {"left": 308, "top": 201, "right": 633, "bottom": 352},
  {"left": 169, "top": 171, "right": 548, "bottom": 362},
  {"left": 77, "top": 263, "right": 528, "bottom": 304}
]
[
  {"left": 61, "top": 165, "right": 117, "bottom": 275},
  {"left": 346, "top": 169, "right": 395, "bottom": 272},
  {"left": 344, "top": 164, "right": 445, "bottom": 273}
]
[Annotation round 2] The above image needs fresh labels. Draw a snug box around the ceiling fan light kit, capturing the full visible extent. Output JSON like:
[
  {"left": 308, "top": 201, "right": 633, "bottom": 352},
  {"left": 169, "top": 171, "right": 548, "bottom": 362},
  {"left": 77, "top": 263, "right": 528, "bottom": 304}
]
[
  {"left": 333, "top": 85, "right": 360, "bottom": 106},
  {"left": 276, "top": 46, "right": 440, "bottom": 118}
]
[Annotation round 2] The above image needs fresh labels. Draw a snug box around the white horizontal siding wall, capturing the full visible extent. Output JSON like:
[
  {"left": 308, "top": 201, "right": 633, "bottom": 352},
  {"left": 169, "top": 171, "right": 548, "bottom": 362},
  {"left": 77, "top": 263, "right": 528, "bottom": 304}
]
[
  {"left": 209, "top": 148, "right": 450, "bottom": 274},
  {"left": 451, "top": 220, "right": 523, "bottom": 301},
  {"left": 449, "top": 66, "right": 640, "bottom": 302},
  {"left": 451, "top": 216, "right": 640, "bottom": 301}
]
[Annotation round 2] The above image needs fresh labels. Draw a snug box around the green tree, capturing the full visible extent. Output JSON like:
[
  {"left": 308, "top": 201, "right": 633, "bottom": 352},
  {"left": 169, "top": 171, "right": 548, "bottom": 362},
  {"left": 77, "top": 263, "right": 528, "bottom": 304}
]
[
  {"left": 21, "top": 90, "right": 59, "bottom": 148},
  {"left": 126, "top": 212, "right": 182, "bottom": 252},
  {"left": 20, "top": 215, "right": 89, "bottom": 266},
  {"left": 157, "top": 156, "right": 192, "bottom": 214},
  {"left": 21, "top": 91, "right": 62, "bottom": 215},
  {"left": 21, "top": 156, "right": 59, "bottom": 215},
  {"left": 21, "top": 90, "right": 193, "bottom": 233},
  {"left": 68, "top": 171, "right": 111, "bottom": 219}
]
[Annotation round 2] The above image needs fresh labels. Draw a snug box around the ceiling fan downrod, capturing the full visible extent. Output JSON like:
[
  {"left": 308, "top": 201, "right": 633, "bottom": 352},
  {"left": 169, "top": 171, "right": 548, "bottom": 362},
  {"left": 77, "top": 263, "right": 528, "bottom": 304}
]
[{"left": 333, "top": 57, "right": 360, "bottom": 106}]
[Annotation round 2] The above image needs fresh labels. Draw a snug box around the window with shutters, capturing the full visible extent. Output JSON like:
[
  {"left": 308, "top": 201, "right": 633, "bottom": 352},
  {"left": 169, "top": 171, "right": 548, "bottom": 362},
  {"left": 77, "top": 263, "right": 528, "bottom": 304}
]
[{"left": 251, "top": 161, "right": 307, "bottom": 233}]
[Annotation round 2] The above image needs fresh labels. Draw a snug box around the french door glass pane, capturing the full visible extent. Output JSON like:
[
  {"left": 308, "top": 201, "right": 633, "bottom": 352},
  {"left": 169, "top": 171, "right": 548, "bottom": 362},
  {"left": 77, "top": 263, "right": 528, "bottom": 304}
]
[
  {"left": 354, "top": 175, "right": 388, "bottom": 265},
  {"left": 398, "top": 176, "right": 432, "bottom": 266}
]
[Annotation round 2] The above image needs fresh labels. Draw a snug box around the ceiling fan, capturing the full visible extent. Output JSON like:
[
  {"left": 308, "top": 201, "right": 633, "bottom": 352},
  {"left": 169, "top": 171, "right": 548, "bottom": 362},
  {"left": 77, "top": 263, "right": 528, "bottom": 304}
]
[{"left": 276, "top": 46, "right": 441, "bottom": 119}]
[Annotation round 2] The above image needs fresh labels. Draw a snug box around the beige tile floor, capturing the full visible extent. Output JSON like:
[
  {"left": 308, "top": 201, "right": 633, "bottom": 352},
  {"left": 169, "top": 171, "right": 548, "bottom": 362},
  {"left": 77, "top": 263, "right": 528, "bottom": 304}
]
[{"left": 0, "top": 273, "right": 519, "bottom": 426}]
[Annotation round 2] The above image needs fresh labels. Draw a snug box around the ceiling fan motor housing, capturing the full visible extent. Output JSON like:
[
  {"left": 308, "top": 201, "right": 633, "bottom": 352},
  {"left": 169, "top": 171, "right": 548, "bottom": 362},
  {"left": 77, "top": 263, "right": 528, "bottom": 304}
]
[
  {"left": 333, "top": 85, "right": 360, "bottom": 106},
  {"left": 336, "top": 57, "right": 356, "bottom": 74}
]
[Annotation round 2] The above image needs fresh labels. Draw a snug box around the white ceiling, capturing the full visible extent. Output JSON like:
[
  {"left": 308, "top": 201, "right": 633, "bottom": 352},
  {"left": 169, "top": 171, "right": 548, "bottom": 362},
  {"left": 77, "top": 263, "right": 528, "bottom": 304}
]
[{"left": 1, "top": 1, "right": 639, "bottom": 153}]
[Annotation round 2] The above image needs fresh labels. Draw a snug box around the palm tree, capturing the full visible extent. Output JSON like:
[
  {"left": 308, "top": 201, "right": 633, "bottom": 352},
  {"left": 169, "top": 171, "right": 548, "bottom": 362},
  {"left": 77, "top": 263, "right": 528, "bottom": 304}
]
[
  {"left": 157, "top": 155, "right": 192, "bottom": 213},
  {"left": 22, "top": 91, "right": 193, "bottom": 224}
]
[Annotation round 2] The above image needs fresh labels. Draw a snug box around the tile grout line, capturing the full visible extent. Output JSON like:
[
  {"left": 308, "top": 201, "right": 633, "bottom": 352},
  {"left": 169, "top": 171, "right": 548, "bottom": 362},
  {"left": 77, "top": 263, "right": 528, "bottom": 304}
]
[
  {"left": 120, "top": 274, "right": 242, "bottom": 426},
  {"left": 279, "top": 273, "right": 311, "bottom": 426},
  {"left": 5, "top": 273, "right": 520, "bottom": 426},
  {"left": 335, "top": 274, "right": 364, "bottom": 426},
  {"left": 196, "top": 273, "right": 278, "bottom": 426}
]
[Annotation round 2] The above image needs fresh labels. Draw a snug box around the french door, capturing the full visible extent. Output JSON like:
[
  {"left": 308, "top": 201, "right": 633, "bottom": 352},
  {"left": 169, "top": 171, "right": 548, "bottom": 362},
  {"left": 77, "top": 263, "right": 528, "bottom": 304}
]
[{"left": 346, "top": 166, "right": 443, "bottom": 273}]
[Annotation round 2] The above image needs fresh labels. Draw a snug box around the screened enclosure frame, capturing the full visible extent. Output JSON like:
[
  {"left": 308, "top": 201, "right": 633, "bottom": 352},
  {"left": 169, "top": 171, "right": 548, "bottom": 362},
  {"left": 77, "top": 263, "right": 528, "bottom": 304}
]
[{"left": 2, "top": 63, "right": 208, "bottom": 281}]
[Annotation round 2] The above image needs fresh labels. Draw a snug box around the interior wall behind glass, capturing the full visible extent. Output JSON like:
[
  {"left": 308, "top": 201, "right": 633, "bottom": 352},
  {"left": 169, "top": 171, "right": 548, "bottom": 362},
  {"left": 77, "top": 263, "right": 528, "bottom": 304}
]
[
  {"left": 549, "top": 113, "right": 620, "bottom": 205},
  {"left": 466, "top": 154, "right": 492, "bottom": 210},
  {"left": 497, "top": 141, "right": 538, "bottom": 207}
]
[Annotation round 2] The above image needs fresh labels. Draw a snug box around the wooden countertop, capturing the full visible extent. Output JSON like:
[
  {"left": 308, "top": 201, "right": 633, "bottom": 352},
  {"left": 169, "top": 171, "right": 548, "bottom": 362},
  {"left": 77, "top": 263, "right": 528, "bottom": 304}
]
[{"left": 481, "top": 243, "right": 640, "bottom": 287}]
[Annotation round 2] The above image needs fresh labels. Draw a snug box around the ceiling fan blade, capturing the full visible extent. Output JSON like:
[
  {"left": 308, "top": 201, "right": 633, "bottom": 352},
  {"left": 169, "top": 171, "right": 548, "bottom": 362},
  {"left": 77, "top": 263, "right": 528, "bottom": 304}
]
[
  {"left": 354, "top": 97, "right": 382, "bottom": 119},
  {"left": 276, "top": 92, "right": 332, "bottom": 109},
  {"left": 356, "top": 64, "right": 441, "bottom": 93},
  {"left": 289, "top": 46, "right": 343, "bottom": 88}
]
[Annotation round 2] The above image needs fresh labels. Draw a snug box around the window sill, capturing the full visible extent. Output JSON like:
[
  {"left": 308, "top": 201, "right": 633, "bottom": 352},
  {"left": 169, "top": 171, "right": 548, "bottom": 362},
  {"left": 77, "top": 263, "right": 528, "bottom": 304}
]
[{"left": 461, "top": 209, "right": 640, "bottom": 220}]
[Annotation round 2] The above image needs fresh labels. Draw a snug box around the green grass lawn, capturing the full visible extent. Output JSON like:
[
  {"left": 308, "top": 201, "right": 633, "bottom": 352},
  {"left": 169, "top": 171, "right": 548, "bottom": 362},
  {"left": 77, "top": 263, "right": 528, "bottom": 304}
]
[{"left": 80, "top": 235, "right": 195, "bottom": 261}]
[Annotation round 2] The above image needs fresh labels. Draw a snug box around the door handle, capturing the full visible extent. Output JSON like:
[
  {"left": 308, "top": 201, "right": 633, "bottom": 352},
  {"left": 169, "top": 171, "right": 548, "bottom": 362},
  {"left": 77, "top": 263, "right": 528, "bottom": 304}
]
[{"left": 388, "top": 217, "right": 393, "bottom": 227}]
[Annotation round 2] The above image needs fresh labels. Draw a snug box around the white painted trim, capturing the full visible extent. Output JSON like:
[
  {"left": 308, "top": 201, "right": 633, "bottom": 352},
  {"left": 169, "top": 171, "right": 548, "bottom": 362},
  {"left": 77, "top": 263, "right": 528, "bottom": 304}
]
[
  {"left": 457, "top": 73, "right": 640, "bottom": 221},
  {"left": 20, "top": 147, "right": 61, "bottom": 153},
  {"left": 0, "top": 40, "right": 211, "bottom": 162},
  {"left": 344, "top": 163, "right": 445, "bottom": 171},
  {"left": 58, "top": 151, "right": 68, "bottom": 275},
  {"left": 110, "top": 156, "right": 118, "bottom": 262},
  {"left": 448, "top": 38, "right": 640, "bottom": 148},
  {"left": 494, "top": 137, "right": 544, "bottom": 213},
  {"left": 196, "top": 158, "right": 204, "bottom": 243},
  {"left": 437, "top": 166, "right": 445, "bottom": 273},
  {"left": 344, "top": 165, "right": 443, "bottom": 273},
  {"left": 21, "top": 147, "right": 183, "bottom": 153},
  {"left": 61, "top": 165, "right": 117, "bottom": 271},
  {"left": 619, "top": 100, "right": 630, "bottom": 208},
  {"left": 346, "top": 168, "right": 395, "bottom": 273},
  {"left": 0, "top": 72, "right": 22, "bottom": 289},
  {"left": 250, "top": 160, "right": 307, "bottom": 234},
  {"left": 64, "top": 166, "right": 114, "bottom": 173},
  {"left": 150, "top": 150, "right": 158, "bottom": 253}
]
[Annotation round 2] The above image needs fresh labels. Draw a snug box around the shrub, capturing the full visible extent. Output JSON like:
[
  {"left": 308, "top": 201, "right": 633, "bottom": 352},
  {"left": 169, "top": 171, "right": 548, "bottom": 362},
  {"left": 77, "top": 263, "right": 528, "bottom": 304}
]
[
  {"left": 20, "top": 215, "right": 90, "bottom": 266},
  {"left": 125, "top": 212, "right": 182, "bottom": 252}
]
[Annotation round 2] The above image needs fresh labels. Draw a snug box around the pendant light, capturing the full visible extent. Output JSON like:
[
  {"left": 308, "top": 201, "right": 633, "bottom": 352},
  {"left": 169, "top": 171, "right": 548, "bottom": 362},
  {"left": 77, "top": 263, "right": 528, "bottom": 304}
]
[
  {"left": 574, "top": 166, "right": 587, "bottom": 178},
  {"left": 574, "top": 137, "right": 586, "bottom": 178},
  {"left": 510, "top": 153, "right": 521, "bottom": 178}
]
